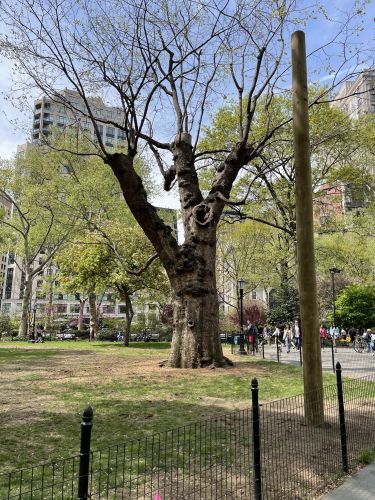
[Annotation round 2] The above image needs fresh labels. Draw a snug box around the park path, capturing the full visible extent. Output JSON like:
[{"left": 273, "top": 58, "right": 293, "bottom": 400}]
[{"left": 255, "top": 345, "right": 375, "bottom": 378}]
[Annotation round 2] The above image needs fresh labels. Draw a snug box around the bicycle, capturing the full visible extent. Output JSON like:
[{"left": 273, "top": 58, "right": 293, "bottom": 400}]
[{"left": 353, "top": 335, "right": 368, "bottom": 353}]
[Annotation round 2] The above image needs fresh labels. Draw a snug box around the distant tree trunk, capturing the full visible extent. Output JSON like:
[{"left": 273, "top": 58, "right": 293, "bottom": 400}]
[
  {"left": 45, "top": 280, "right": 54, "bottom": 332},
  {"left": 78, "top": 298, "right": 86, "bottom": 331},
  {"left": 19, "top": 273, "right": 32, "bottom": 337},
  {"left": 117, "top": 286, "right": 134, "bottom": 347},
  {"left": 88, "top": 291, "right": 98, "bottom": 340}
]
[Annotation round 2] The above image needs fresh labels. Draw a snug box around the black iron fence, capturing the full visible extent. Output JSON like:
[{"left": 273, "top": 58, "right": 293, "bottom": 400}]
[{"left": 1, "top": 364, "right": 375, "bottom": 499}]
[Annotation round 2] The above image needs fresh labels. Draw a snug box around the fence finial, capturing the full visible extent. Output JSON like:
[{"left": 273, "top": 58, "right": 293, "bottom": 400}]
[
  {"left": 251, "top": 377, "right": 258, "bottom": 389},
  {"left": 335, "top": 361, "right": 342, "bottom": 371},
  {"left": 82, "top": 405, "right": 93, "bottom": 423}
]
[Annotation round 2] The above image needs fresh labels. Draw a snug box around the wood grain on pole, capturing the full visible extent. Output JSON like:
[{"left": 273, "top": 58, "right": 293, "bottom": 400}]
[{"left": 291, "top": 30, "right": 324, "bottom": 425}]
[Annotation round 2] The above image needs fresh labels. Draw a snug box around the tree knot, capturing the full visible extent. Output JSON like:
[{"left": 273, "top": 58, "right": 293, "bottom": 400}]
[{"left": 192, "top": 203, "right": 213, "bottom": 226}]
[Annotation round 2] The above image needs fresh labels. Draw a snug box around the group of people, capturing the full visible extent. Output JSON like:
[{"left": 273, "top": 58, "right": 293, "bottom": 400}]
[
  {"left": 245, "top": 320, "right": 375, "bottom": 355},
  {"left": 245, "top": 319, "right": 302, "bottom": 354},
  {"left": 319, "top": 324, "right": 375, "bottom": 351},
  {"left": 278, "top": 320, "right": 301, "bottom": 353}
]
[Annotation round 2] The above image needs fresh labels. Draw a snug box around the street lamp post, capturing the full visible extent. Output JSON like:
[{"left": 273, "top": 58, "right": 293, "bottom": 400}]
[
  {"left": 237, "top": 278, "right": 247, "bottom": 355},
  {"left": 329, "top": 267, "right": 341, "bottom": 371}
]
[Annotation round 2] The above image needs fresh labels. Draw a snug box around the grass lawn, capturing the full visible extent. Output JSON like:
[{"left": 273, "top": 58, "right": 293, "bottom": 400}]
[{"left": 0, "top": 341, "right": 337, "bottom": 474}]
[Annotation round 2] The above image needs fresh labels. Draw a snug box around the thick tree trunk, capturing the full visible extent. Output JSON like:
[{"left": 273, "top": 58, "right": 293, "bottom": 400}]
[
  {"left": 19, "top": 277, "right": 32, "bottom": 337},
  {"left": 169, "top": 286, "right": 224, "bottom": 368},
  {"left": 167, "top": 237, "right": 228, "bottom": 368},
  {"left": 88, "top": 291, "right": 98, "bottom": 341}
]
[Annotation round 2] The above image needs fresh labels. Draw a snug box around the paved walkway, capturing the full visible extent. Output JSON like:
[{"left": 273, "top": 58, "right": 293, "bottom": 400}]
[
  {"left": 258, "top": 345, "right": 375, "bottom": 378},
  {"left": 324, "top": 460, "right": 375, "bottom": 499}
]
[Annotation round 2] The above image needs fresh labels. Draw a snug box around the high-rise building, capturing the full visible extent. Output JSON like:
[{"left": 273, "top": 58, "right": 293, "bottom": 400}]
[
  {"left": 32, "top": 89, "right": 126, "bottom": 147},
  {"left": 332, "top": 70, "right": 375, "bottom": 119}
]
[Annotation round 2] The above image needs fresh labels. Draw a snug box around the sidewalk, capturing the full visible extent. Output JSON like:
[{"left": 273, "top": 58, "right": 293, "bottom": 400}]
[{"left": 324, "top": 461, "right": 375, "bottom": 499}]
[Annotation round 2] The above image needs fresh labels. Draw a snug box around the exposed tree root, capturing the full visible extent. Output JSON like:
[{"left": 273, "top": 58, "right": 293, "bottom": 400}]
[{"left": 159, "top": 356, "right": 234, "bottom": 369}]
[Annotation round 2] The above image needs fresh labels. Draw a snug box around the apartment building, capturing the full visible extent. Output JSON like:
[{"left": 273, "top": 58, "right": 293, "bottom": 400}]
[
  {"left": 332, "top": 70, "right": 375, "bottom": 119},
  {"left": 32, "top": 89, "right": 126, "bottom": 146}
]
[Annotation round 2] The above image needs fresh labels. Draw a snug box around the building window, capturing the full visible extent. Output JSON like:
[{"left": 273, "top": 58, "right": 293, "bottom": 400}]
[
  {"left": 53, "top": 304, "right": 67, "bottom": 314},
  {"left": 1, "top": 303, "right": 11, "bottom": 313},
  {"left": 70, "top": 304, "right": 81, "bottom": 314},
  {"left": 102, "top": 305, "right": 116, "bottom": 314},
  {"left": 106, "top": 127, "right": 115, "bottom": 138},
  {"left": 5, "top": 268, "right": 13, "bottom": 299},
  {"left": 251, "top": 290, "right": 257, "bottom": 300},
  {"left": 118, "top": 305, "right": 126, "bottom": 314},
  {"left": 320, "top": 215, "right": 331, "bottom": 225}
]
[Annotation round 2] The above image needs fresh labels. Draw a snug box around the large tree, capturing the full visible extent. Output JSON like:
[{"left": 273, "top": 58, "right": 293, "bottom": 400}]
[
  {"left": 0, "top": 0, "right": 371, "bottom": 367},
  {"left": 0, "top": 154, "right": 75, "bottom": 336}
]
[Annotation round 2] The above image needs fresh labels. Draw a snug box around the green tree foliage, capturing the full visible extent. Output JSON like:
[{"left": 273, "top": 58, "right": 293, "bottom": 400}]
[
  {"left": 267, "top": 285, "right": 300, "bottom": 328},
  {"left": 0, "top": 152, "right": 78, "bottom": 336},
  {"left": 335, "top": 286, "right": 375, "bottom": 329},
  {"left": 200, "top": 91, "right": 373, "bottom": 284},
  {"left": 316, "top": 233, "right": 375, "bottom": 287},
  {"left": 57, "top": 224, "right": 169, "bottom": 344},
  {"left": 216, "top": 219, "right": 278, "bottom": 310}
]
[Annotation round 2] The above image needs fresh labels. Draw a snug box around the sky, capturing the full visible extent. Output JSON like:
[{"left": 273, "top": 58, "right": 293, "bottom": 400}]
[{"left": 0, "top": 1, "right": 373, "bottom": 173}]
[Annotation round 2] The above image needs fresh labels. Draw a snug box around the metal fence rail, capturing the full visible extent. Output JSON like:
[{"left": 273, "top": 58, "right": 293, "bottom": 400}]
[{"left": 1, "top": 367, "right": 375, "bottom": 499}]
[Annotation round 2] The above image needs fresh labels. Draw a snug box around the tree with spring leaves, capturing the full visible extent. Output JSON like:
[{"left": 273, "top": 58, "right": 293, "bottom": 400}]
[
  {"left": 0, "top": 0, "right": 372, "bottom": 367},
  {"left": 0, "top": 155, "right": 76, "bottom": 337}
]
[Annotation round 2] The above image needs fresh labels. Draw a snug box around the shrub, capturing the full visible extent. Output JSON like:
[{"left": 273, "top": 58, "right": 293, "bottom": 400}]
[{"left": 96, "top": 330, "right": 117, "bottom": 341}]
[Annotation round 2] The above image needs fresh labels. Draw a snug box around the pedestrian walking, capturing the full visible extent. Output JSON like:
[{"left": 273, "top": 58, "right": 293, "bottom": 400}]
[
  {"left": 319, "top": 324, "right": 327, "bottom": 349},
  {"left": 370, "top": 330, "right": 375, "bottom": 356},
  {"left": 292, "top": 319, "right": 301, "bottom": 350},
  {"left": 273, "top": 326, "right": 281, "bottom": 352},
  {"left": 283, "top": 324, "right": 292, "bottom": 353}
]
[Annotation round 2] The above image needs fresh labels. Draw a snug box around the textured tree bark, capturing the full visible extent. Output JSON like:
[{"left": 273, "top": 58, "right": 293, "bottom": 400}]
[
  {"left": 45, "top": 281, "right": 54, "bottom": 332},
  {"left": 19, "top": 276, "right": 32, "bottom": 337},
  {"left": 88, "top": 291, "right": 98, "bottom": 341},
  {"left": 118, "top": 287, "right": 133, "bottom": 347},
  {"left": 78, "top": 299, "right": 86, "bottom": 331}
]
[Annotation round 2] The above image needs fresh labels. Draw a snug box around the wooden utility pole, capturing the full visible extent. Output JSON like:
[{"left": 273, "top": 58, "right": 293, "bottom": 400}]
[{"left": 291, "top": 31, "right": 324, "bottom": 425}]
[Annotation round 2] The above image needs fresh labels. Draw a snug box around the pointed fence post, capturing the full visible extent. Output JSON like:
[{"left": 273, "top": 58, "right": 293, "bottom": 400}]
[
  {"left": 251, "top": 378, "right": 262, "bottom": 500},
  {"left": 78, "top": 405, "right": 94, "bottom": 499},
  {"left": 335, "top": 362, "right": 348, "bottom": 473}
]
